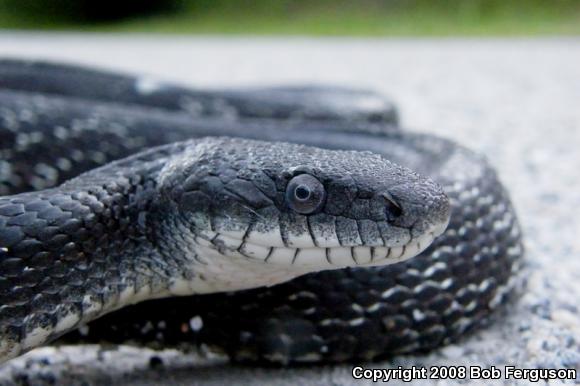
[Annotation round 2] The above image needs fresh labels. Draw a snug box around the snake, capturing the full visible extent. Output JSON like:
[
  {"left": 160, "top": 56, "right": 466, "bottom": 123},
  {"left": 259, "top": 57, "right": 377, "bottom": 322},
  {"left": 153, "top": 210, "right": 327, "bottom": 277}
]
[{"left": 0, "top": 59, "right": 523, "bottom": 364}]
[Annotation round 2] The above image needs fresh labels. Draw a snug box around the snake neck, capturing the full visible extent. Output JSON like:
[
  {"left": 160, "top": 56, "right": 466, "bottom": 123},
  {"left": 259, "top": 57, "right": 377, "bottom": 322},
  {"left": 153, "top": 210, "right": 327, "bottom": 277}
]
[{"left": 0, "top": 149, "right": 192, "bottom": 361}]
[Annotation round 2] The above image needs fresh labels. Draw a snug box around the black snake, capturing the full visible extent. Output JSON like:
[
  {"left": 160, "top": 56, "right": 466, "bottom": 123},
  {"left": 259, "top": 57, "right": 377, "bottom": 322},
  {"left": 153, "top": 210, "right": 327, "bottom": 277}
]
[{"left": 0, "top": 59, "right": 523, "bottom": 364}]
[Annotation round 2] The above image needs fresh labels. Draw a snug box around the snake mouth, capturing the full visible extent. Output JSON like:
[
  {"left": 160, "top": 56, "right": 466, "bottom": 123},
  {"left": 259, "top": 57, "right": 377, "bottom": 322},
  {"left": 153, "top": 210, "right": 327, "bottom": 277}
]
[{"left": 197, "top": 221, "right": 447, "bottom": 270}]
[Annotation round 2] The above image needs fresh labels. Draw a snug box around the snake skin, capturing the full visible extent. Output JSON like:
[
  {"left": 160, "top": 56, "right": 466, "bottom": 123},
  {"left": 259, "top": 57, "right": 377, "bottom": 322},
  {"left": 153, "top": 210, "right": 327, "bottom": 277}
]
[
  {"left": 0, "top": 59, "right": 399, "bottom": 124},
  {"left": 0, "top": 60, "right": 523, "bottom": 364}
]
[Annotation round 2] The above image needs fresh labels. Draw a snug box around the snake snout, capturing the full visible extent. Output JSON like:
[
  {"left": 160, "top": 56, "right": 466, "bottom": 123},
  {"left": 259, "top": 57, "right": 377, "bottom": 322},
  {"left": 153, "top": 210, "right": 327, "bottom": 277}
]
[{"left": 387, "top": 180, "right": 451, "bottom": 239}]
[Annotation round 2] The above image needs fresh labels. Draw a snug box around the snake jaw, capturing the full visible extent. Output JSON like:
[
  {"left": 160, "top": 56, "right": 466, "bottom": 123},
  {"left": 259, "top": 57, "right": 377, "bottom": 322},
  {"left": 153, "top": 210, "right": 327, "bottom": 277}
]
[
  {"left": 192, "top": 186, "right": 451, "bottom": 271},
  {"left": 191, "top": 217, "right": 448, "bottom": 272}
]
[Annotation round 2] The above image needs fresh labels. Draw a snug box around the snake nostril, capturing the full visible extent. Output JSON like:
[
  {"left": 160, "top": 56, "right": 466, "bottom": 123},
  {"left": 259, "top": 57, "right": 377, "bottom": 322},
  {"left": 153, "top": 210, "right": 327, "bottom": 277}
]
[{"left": 382, "top": 192, "right": 403, "bottom": 220}]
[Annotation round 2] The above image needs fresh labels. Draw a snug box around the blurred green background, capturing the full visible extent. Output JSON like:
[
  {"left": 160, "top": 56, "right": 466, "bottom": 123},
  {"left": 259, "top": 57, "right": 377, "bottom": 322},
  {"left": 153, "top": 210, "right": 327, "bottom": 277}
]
[{"left": 0, "top": 0, "right": 579, "bottom": 36}]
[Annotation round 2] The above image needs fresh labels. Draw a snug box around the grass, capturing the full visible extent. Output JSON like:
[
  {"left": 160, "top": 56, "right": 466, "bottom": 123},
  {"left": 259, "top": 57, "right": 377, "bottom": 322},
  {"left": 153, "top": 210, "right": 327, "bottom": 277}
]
[{"left": 0, "top": 0, "right": 580, "bottom": 36}]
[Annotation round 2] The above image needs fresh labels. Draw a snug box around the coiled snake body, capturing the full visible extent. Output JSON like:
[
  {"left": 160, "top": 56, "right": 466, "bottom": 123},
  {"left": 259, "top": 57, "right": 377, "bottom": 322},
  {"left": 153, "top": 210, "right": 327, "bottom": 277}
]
[{"left": 0, "top": 60, "right": 523, "bottom": 364}]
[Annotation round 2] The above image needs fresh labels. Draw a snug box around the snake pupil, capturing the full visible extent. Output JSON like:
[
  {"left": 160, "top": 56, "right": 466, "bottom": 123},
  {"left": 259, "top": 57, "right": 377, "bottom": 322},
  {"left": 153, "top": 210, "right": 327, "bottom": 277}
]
[{"left": 295, "top": 185, "right": 311, "bottom": 200}]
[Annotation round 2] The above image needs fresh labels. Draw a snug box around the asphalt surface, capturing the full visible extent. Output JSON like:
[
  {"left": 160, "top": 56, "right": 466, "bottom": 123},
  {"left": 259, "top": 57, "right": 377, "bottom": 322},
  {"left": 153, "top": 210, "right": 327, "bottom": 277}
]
[{"left": 0, "top": 35, "right": 578, "bottom": 385}]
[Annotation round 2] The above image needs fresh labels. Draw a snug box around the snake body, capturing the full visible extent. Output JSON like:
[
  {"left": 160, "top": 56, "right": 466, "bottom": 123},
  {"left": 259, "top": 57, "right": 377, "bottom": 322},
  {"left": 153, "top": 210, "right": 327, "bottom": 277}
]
[{"left": 0, "top": 60, "right": 523, "bottom": 364}]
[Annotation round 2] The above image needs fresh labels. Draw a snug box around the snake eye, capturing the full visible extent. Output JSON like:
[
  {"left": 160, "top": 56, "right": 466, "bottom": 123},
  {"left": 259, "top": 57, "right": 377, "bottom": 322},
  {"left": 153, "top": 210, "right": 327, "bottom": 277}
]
[{"left": 286, "top": 174, "right": 326, "bottom": 214}]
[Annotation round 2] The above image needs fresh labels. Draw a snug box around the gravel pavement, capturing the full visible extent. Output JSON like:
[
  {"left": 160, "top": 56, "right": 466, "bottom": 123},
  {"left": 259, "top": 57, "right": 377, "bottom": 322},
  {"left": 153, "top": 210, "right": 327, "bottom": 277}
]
[{"left": 0, "top": 34, "right": 578, "bottom": 385}]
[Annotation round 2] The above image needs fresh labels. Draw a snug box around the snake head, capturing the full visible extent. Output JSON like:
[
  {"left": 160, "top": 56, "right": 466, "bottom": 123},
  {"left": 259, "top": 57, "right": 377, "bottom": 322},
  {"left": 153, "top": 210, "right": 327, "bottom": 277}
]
[{"left": 155, "top": 137, "right": 450, "bottom": 293}]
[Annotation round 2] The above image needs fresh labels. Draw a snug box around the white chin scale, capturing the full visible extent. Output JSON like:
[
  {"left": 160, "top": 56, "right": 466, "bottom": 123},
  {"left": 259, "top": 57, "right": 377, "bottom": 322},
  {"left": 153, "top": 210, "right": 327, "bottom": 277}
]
[{"left": 183, "top": 221, "right": 448, "bottom": 294}]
